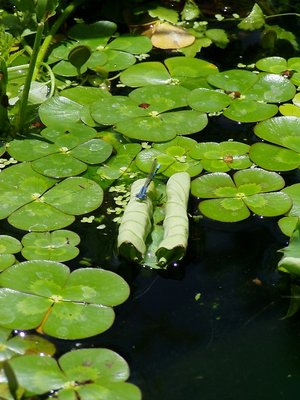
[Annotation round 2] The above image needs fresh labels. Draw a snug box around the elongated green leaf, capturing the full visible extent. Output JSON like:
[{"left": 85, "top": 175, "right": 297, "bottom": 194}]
[
  {"left": 156, "top": 172, "right": 190, "bottom": 266},
  {"left": 117, "top": 179, "right": 155, "bottom": 262}
]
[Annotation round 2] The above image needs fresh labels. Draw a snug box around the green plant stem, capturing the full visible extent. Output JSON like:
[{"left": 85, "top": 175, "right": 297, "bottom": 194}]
[
  {"left": 16, "top": 21, "right": 44, "bottom": 133},
  {"left": 33, "top": 0, "right": 83, "bottom": 80}
]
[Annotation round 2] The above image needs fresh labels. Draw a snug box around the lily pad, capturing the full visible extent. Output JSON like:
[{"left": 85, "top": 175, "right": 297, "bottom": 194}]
[
  {"left": 7, "top": 125, "right": 113, "bottom": 178},
  {"left": 90, "top": 92, "right": 207, "bottom": 142},
  {"left": 39, "top": 96, "right": 95, "bottom": 127},
  {"left": 190, "top": 141, "right": 252, "bottom": 172},
  {"left": 0, "top": 327, "right": 55, "bottom": 362},
  {"left": 206, "top": 70, "right": 295, "bottom": 122},
  {"left": 0, "top": 163, "right": 103, "bottom": 231},
  {"left": 120, "top": 56, "right": 218, "bottom": 88},
  {"left": 0, "top": 261, "right": 130, "bottom": 339},
  {"left": 254, "top": 116, "right": 300, "bottom": 151},
  {"left": 278, "top": 184, "right": 300, "bottom": 236},
  {"left": 256, "top": 56, "right": 300, "bottom": 86},
  {"left": 191, "top": 168, "right": 292, "bottom": 222},
  {"left": 21, "top": 230, "right": 80, "bottom": 262},
  {"left": 0, "top": 235, "right": 22, "bottom": 271},
  {"left": 249, "top": 143, "right": 300, "bottom": 171},
  {"left": 136, "top": 136, "right": 203, "bottom": 177},
  {"left": 250, "top": 116, "right": 300, "bottom": 170},
  {"left": 50, "top": 22, "right": 152, "bottom": 76},
  {"left": 9, "top": 348, "right": 141, "bottom": 399},
  {"left": 187, "top": 88, "right": 232, "bottom": 113}
]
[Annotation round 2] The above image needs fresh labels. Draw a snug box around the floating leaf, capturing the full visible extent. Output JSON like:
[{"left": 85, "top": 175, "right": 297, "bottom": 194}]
[
  {"left": 21, "top": 230, "right": 80, "bottom": 262},
  {"left": 9, "top": 348, "right": 141, "bottom": 399},
  {"left": 206, "top": 70, "right": 295, "bottom": 122},
  {"left": 7, "top": 125, "right": 113, "bottom": 178},
  {"left": 120, "top": 57, "right": 218, "bottom": 88},
  {"left": 191, "top": 168, "right": 291, "bottom": 222},
  {"left": 0, "top": 261, "right": 130, "bottom": 339},
  {"left": 190, "top": 141, "right": 252, "bottom": 172},
  {"left": 0, "top": 327, "right": 55, "bottom": 362},
  {"left": 136, "top": 136, "right": 203, "bottom": 177},
  {"left": 278, "top": 184, "right": 300, "bottom": 236},
  {"left": 91, "top": 91, "right": 207, "bottom": 142},
  {"left": 249, "top": 143, "right": 300, "bottom": 171},
  {"left": 278, "top": 222, "right": 300, "bottom": 276},
  {"left": 39, "top": 96, "right": 94, "bottom": 127},
  {"left": 0, "top": 236, "right": 22, "bottom": 271},
  {"left": 187, "top": 88, "right": 231, "bottom": 113}
]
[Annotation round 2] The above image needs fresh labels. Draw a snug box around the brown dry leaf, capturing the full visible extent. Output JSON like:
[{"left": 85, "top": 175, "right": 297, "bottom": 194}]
[{"left": 150, "top": 22, "right": 195, "bottom": 49}]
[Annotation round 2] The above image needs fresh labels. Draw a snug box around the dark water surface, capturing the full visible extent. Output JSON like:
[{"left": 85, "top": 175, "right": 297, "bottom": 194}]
[{"left": 74, "top": 217, "right": 300, "bottom": 400}]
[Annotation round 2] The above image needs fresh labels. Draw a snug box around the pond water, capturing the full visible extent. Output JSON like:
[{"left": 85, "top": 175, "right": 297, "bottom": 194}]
[{"left": 64, "top": 214, "right": 300, "bottom": 400}]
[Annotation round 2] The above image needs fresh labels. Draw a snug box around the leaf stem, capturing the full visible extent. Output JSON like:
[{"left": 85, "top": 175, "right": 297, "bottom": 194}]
[
  {"left": 33, "top": 0, "right": 83, "bottom": 80},
  {"left": 16, "top": 21, "right": 44, "bottom": 133}
]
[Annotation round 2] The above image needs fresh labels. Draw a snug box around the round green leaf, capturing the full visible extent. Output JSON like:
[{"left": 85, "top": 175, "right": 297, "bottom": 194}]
[
  {"left": 43, "top": 177, "right": 103, "bottom": 215},
  {"left": 120, "top": 61, "right": 171, "bottom": 87},
  {"left": 99, "top": 49, "right": 136, "bottom": 72},
  {"left": 224, "top": 99, "right": 278, "bottom": 122},
  {"left": 283, "top": 183, "right": 300, "bottom": 217},
  {"left": 59, "top": 348, "right": 129, "bottom": 383},
  {"left": 129, "top": 85, "right": 190, "bottom": 111},
  {"left": 9, "top": 355, "right": 65, "bottom": 394},
  {"left": 70, "top": 139, "right": 113, "bottom": 164},
  {"left": 39, "top": 96, "right": 86, "bottom": 126},
  {"left": 188, "top": 88, "right": 231, "bottom": 113},
  {"left": 190, "top": 141, "right": 251, "bottom": 172},
  {"left": 60, "top": 86, "right": 111, "bottom": 105},
  {"left": 249, "top": 142, "right": 300, "bottom": 171},
  {"left": 7, "top": 139, "right": 59, "bottom": 161},
  {"left": 41, "top": 123, "right": 97, "bottom": 145},
  {"left": 8, "top": 202, "right": 75, "bottom": 231},
  {"left": 278, "top": 216, "right": 299, "bottom": 237},
  {"left": 254, "top": 116, "right": 300, "bottom": 151},
  {"left": 0, "top": 254, "right": 16, "bottom": 271},
  {"left": 115, "top": 110, "right": 207, "bottom": 142},
  {"left": 53, "top": 60, "right": 88, "bottom": 76},
  {"left": 245, "top": 73, "right": 296, "bottom": 103},
  {"left": 165, "top": 56, "right": 218, "bottom": 79},
  {"left": 207, "top": 69, "right": 258, "bottom": 92},
  {"left": 32, "top": 153, "right": 87, "bottom": 178},
  {"left": 279, "top": 104, "right": 300, "bottom": 117},
  {"left": 68, "top": 21, "right": 117, "bottom": 48},
  {"left": 6, "top": 333, "right": 56, "bottom": 358},
  {"left": 0, "top": 261, "right": 130, "bottom": 339},
  {"left": 42, "top": 301, "right": 115, "bottom": 339},
  {"left": 244, "top": 192, "right": 292, "bottom": 216},
  {"left": 0, "top": 260, "right": 69, "bottom": 296},
  {"left": 0, "top": 289, "right": 52, "bottom": 329},
  {"left": 109, "top": 34, "right": 152, "bottom": 54},
  {"left": 191, "top": 173, "right": 235, "bottom": 198},
  {"left": 115, "top": 115, "right": 176, "bottom": 142},
  {"left": 233, "top": 168, "right": 285, "bottom": 192},
  {"left": 0, "top": 235, "right": 22, "bottom": 254},
  {"left": 90, "top": 96, "right": 148, "bottom": 125},
  {"left": 199, "top": 198, "right": 250, "bottom": 222},
  {"left": 256, "top": 56, "right": 288, "bottom": 73},
  {"left": 21, "top": 230, "right": 80, "bottom": 262}
]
